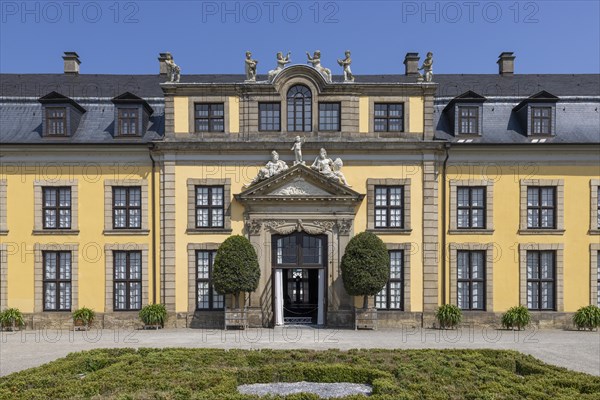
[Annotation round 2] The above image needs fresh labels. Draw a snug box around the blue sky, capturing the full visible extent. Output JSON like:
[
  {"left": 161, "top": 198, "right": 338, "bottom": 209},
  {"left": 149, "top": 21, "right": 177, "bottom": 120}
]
[{"left": 1, "top": 1, "right": 598, "bottom": 75}]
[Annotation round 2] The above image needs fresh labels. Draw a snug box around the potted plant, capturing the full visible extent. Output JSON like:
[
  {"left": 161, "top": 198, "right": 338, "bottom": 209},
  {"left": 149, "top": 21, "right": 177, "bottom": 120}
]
[
  {"left": 501, "top": 305, "right": 531, "bottom": 331},
  {"left": 573, "top": 305, "right": 600, "bottom": 331},
  {"left": 340, "top": 232, "right": 390, "bottom": 330},
  {"left": 435, "top": 304, "right": 462, "bottom": 329},
  {"left": 139, "top": 304, "right": 167, "bottom": 330},
  {"left": 72, "top": 307, "right": 95, "bottom": 331},
  {"left": 213, "top": 235, "right": 260, "bottom": 329},
  {"left": 0, "top": 308, "right": 25, "bottom": 331}
]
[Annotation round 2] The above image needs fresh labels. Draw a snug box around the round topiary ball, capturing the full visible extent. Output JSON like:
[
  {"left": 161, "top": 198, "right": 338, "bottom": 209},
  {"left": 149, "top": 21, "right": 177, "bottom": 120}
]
[
  {"left": 213, "top": 235, "right": 260, "bottom": 297},
  {"left": 340, "top": 232, "right": 390, "bottom": 303}
]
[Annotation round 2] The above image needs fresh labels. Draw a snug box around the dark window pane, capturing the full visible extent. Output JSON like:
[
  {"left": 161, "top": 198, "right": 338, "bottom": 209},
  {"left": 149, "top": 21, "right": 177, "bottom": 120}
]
[{"left": 373, "top": 104, "right": 403, "bottom": 132}]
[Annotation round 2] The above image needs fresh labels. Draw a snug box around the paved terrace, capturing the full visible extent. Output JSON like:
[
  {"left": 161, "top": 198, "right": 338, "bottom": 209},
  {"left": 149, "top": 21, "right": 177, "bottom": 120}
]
[{"left": 0, "top": 327, "right": 598, "bottom": 377}]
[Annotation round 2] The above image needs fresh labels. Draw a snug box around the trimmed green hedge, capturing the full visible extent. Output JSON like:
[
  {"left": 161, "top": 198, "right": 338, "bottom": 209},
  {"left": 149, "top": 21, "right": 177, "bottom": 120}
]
[{"left": 1, "top": 348, "right": 598, "bottom": 399}]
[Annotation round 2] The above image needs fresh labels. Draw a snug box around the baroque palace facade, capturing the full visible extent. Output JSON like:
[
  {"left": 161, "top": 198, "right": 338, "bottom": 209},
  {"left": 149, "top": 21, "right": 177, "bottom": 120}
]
[{"left": 0, "top": 51, "right": 598, "bottom": 328}]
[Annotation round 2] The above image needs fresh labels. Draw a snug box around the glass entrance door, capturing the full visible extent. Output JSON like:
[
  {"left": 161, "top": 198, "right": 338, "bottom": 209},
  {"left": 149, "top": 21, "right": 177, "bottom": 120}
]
[{"left": 272, "top": 232, "right": 326, "bottom": 325}]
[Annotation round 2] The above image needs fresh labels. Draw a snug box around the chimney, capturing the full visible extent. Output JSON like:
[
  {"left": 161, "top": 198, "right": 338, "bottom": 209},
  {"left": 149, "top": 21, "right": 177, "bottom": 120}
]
[
  {"left": 63, "top": 52, "right": 81, "bottom": 75},
  {"left": 497, "top": 52, "right": 515, "bottom": 75},
  {"left": 404, "top": 52, "right": 420, "bottom": 76},
  {"left": 158, "top": 52, "right": 171, "bottom": 75}
]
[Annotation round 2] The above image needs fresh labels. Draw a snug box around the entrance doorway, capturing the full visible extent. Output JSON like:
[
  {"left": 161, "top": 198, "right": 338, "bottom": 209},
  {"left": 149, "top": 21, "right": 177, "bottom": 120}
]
[{"left": 272, "top": 232, "right": 327, "bottom": 326}]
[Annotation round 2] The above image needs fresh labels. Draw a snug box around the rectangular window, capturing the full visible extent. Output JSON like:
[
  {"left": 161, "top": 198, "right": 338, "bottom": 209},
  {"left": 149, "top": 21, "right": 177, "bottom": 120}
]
[
  {"left": 318, "top": 102, "right": 341, "bottom": 131},
  {"left": 195, "top": 186, "right": 224, "bottom": 228},
  {"left": 195, "top": 103, "right": 224, "bottom": 132},
  {"left": 374, "top": 103, "right": 404, "bottom": 132},
  {"left": 457, "top": 187, "right": 485, "bottom": 229},
  {"left": 196, "top": 250, "right": 224, "bottom": 310},
  {"left": 597, "top": 251, "right": 600, "bottom": 308},
  {"left": 527, "top": 187, "right": 556, "bottom": 229},
  {"left": 259, "top": 103, "right": 281, "bottom": 131},
  {"left": 374, "top": 186, "right": 404, "bottom": 228},
  {"left": 114, "top": 251, "right": 142, "bottom": 311},
  {"left": 42, "top": 187, "right": 71, "bottom": 229},
  {"left": 526, "top": 250, "right": 555, "bottom": 310},
  {"left": 375, "top": 250, "right": 404, "bottom": 310},
  {"left": 458, "top": 106, "right": 479, "bottom": 134},
  {"left": 597, "top": 187, "right": 600, "bottom": 229},
  {"left": 45, "top": 107, "right": 67, "bottom": 136},
  {"left": 531, "top": 107, "right": 552, "bottom": 135},
  {"left": 457, "top": 251, "right": 485, "bottom": 310},
  {"left": 118, "top": 108, "right": 139, "bottom": 135},
  {"left": 113, "top": 187, "right": 142, "bottom": 229},
  {"left": 43, "top": 251, "right": 71, "bottom": 311}
]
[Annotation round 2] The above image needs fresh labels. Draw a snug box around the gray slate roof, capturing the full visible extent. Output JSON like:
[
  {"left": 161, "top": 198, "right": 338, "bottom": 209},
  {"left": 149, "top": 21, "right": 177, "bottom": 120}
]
[
  {"left": 1, "top": 73, "right": 598, "bottom": 144},
  {"left": 0, "top": 99, "right": 163, "bottom": 144},
  {"left": 2, "top": 73, "right": 599, "bottom": 98}
]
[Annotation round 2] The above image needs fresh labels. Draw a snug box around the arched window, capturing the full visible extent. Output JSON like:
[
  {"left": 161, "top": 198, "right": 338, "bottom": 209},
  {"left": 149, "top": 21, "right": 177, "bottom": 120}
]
[{"left": 287, "top": 85, "right": 312, "bottom": 132}]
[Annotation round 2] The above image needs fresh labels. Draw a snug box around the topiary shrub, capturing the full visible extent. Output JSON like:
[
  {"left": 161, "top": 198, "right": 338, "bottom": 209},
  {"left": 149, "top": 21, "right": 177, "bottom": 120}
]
[
  {"left": 501, "top": 305, "right": 531, "bottom": 331},
  {"left": 340, "top": 232, "right": 390, "bottom": 309},
  {"left": 0, "top": 308, "right": 25, "bottom": 331},
  {"left": 139, "top": 304, "right": 167, "bottom": 328},
  {"left": 573, "top": 305, "right": 600, "bottom": 331},
  {"left": 435, "top": 304, "right": 462, "bottom": 329},
  {"left": 213, "top": 235, "right": 260, "bottom": 309}
]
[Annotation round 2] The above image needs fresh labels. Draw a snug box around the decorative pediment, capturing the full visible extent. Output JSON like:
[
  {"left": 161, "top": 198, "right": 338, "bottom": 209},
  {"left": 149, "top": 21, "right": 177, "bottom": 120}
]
[{"left": 236, "top": 164, "right": 363, "bottom": 204}]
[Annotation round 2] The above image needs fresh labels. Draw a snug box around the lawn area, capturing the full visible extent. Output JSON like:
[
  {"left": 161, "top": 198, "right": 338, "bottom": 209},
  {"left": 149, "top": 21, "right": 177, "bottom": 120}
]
[{"left": 0, "top": 348, "right": 598, "bottom": 399}]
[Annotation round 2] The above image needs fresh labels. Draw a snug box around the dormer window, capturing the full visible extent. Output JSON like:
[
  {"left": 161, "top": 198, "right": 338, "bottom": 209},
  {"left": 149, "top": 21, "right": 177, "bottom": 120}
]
[
  {"left": 443, "top": 91, "right": 486, "bottom": 136},
  {"left": 531, "top": 107, "right": 552, "bottom": 135},
  {"left": 38, "top": 91, "right": 86, "bottom": 138},
  {"left": 45, "top": 107, "right": 67, "bottom": 136},
  {"left": 457, "top": 106, "right": 479, "bottom": 135},
  {"left": 513, "top": 91, "right": 558, "bottom": 136},
  {"left": 118, "top": 108, "right": 139, "bottom": 136},
  {"left": 112, "top": 92, "right": 154, "bottom": 137}
]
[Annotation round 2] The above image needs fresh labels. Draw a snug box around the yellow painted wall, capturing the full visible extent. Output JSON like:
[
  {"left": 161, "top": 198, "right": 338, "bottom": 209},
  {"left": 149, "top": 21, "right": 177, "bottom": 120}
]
[
  {"left": 445, "top": 165, "right": 599, "bottom": 312},
  {"left": 409, "top": 96, "right": 424, "bottom": 133},
  {"left": 0, "top": 165, "right": 160, "bottom": 313},
  {"left": 359, "top": 97, "right": 369, "bottom": 133},
  {"left": 228, "top": 96, "right": 240, "bottom": 133},
  {"left": 173, "top": 97, "right": 189, "bottom": 134},
  {"left": 173, "top": 162, "right": 425, "bottom": 313}
]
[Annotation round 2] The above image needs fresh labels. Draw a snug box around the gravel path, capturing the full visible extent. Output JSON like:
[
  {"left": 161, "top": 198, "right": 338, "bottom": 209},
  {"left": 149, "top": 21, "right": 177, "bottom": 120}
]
[
  {"left": 0, "top": 327, "right": 598, "bottom": 377},
  {"left": 238, "top": 382, "right": 372, "bottom": 398}
]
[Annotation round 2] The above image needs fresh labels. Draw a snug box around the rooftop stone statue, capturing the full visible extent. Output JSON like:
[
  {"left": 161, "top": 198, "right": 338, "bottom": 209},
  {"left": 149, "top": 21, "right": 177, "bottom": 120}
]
[
  {"left": 418, "top": 52, "right": 433, "bottom": 83},
  {"left": 165, "top": 53, "right": 181, "bottom": 83},
  {"left": 306, "top": 50, "right": 332, "bottom": 83},
  {"left": 245, "top": 51, "right": 258, "bottom": 82},
  {"left": 337, "top": 50, "right": 355, "bottom": 83},
  {"left": 268, "top": 52, "right": 291, "bottom": 82}
]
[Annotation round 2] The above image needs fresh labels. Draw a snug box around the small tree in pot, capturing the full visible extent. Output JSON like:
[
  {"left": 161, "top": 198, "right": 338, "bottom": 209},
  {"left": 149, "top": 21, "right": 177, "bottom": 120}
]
[
  {"left": 72, "top": 307, "right": 95, "bottom": 331},
  {"left": 340, "top": 232, "right": 389, "bottom": 329},
  {"left": 213, "top": 235, "right": 260, "bottom": 329}
]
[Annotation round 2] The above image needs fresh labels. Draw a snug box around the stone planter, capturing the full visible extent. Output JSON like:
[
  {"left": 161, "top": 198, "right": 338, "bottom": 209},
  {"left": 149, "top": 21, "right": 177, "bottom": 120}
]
[
  {"left": 355, "top": 308, "right": 377, "bottom": 330},
  {"left": 142, "top": 324, "right": 162, "bottom": 330},
  {"left": 224, "top": 308, "right": 248, "bottom": 330},
  {"left": 1, "top": 321, "right": 21, "bottom": 332},
  {"left": 73, "top": 319, "right": 92, "bottom": 331}
]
